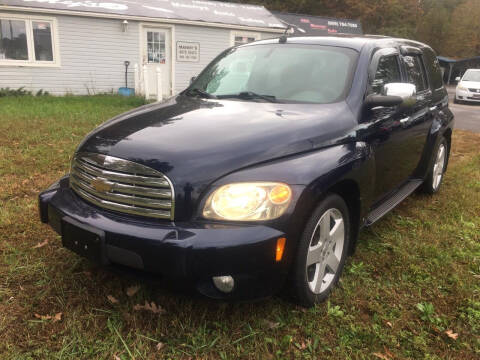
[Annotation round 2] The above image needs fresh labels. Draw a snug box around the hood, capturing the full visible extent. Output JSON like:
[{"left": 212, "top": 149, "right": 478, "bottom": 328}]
[
  {"left": 459, "top": 80, "right": 480, "bottom": 89},
  {"left": 78, "top": 95, "right": 355, "bottom": 219}
]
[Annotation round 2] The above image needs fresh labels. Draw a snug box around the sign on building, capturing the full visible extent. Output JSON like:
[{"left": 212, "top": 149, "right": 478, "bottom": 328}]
[{"left": 176, "top": 41, "right": 200, "bottom": 62}]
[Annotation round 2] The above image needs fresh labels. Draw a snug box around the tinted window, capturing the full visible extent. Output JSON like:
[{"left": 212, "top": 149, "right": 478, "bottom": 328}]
[
  {"left": 404, "top": 55, "right": 428, "bottom": 92},
  {"left": 372, "top": 55, "right": 402, "bottom": 94},
  {"left": 192, "top": 44, "right": 358, "bottom": 104},
  {"left": 423, "top": 48, "right": 444, "bottom": 90}
]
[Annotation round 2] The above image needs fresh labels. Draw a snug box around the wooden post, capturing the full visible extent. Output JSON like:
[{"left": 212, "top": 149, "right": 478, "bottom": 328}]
[
  {"left": 143, "top": 64, "right": 149, "bottom": 99},
  {"left": 447, "top": 63, "right": 453, "bottom": 85},
  {"left": 156, "top": 67, "right": 163, "bottom": 101},
  {"left": 134, "top": 63, "right": 139, "bottom": 94}
]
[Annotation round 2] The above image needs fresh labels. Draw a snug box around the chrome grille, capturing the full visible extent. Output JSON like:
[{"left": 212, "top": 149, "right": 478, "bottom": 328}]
[
  {"left": 468, "top": 88, "right": 480, "bottom": 93},
  {"left": 70, "top": 152, "right": 174, "bottom": 220}
]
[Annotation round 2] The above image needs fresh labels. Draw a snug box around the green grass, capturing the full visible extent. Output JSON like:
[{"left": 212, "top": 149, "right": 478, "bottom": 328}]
[{"left": 1, "top": 95, "right": 479, "bottom": 359}]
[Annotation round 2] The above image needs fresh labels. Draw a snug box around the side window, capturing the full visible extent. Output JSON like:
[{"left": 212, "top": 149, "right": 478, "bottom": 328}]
[
  {"left": 423, "top": 48, "right": 444, "bottom": 90},
  {"left": 403, "top": 55, "right": 428, "bottom": 92},
  {"left": 371, "top": 55, "right": 402, "bottom": 94}
]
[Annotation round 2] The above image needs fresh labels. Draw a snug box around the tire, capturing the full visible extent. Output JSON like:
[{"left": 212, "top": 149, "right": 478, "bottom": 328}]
[
  {"left": 421, "top": 137, "right": 449, "bottom": 194},
  {"left": 453, "top": 97, "right": 458, "bottom": 104},
  {"left": 290, "top": 194, "right": 351, "bottom": 307}
]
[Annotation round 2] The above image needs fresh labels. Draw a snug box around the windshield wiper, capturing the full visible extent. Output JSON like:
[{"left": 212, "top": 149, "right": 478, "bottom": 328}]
[
  {"left": 184, "top": 88, "right": 217, "bottom": 99},
  {"left": 219, "top": 91, "right": 277, "bottom": 103}
]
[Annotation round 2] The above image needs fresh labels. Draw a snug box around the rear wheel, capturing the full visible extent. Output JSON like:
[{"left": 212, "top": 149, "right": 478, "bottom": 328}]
[
  {"left": 291, "top": 194, "right": 350, "bottom": 307},
  {"left": 421, "top": 137, "right": 448, "bottom": 194}
]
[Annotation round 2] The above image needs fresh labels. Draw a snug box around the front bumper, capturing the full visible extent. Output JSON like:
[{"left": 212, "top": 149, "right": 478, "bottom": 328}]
[
  {"left": 39, "top": 176, "right": 289, "bottom": 300},
  {"left": 456, "top": 89, "right": 480, "bottom": 102}
]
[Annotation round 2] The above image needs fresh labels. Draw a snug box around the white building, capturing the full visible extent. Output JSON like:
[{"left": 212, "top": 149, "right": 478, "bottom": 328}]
[{"left": 0, "top": 0, "right": 285, "bottom": 98}]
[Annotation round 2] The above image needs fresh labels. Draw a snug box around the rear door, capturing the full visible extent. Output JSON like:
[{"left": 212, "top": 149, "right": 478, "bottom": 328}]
[{"left": 415, "top": 47, "right": 450, "bottom": 176}]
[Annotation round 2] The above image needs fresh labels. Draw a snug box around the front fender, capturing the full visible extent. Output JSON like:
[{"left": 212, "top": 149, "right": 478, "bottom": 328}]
[{"left": 207, "top": 141, "right": 375, "bottom": 238}]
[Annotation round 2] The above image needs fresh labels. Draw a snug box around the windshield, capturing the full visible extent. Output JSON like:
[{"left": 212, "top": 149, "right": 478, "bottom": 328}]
[
  {"left": 188, "top": 44, "right": 358, "bottom": 104},
  {"left": 462, "top": 70, "right": 480, "bottom": 82}
]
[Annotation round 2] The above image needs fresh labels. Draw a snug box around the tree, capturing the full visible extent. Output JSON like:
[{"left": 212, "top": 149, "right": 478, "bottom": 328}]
[
  {"left": 225, "top": 0, "right": 479, "bottom": 57},
  {"left": 445, "top": 0, "right": 480, "bottom": 57}
]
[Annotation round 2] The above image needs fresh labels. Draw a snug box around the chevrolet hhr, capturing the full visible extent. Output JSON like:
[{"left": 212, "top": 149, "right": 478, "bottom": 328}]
[{"left": 39, "top": 36, "right": 454, "bottom": 306}]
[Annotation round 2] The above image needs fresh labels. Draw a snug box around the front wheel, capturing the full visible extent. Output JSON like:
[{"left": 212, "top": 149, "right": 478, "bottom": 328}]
[
  {"left": 421, "top": 137, "right": 449, "bottom": 194},
  {"left": 290, "top": 194, "right": 351, "bottom": 307}
]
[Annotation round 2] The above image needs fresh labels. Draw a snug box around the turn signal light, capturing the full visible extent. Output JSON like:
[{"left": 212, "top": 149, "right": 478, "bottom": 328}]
[
  {"left": 269, "top": 185, "right": 291, "bottom": 205},
  {"left": 276, "top": 237, "right": 286, "bottom": 262}
]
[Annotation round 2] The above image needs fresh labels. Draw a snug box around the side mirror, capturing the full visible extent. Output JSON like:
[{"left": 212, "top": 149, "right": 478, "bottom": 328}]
[
  {"left": 190, "top": 76, "right": 197, "bottom": 84},
  {"left": 384, "top": 83, "right": 416, "bottom": 99},
  {"left": 455, "top": 76, "right": 461, "bottom": 82},
  {"left": 384, "top": 83, "right": 416, "bottom": 106},
  {"left": 365, "top": 83, "right": 416, "bottom": 110}
]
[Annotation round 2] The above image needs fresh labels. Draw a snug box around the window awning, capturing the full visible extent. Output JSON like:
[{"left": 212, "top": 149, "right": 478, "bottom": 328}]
[{"left": 2, "top": 0, "right": 286, "bottom": 30}]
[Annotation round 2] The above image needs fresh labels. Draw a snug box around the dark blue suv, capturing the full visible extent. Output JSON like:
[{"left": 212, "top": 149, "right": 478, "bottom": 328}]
[{"left": 39, "top": 35, "right": 454, "bottom": 306}]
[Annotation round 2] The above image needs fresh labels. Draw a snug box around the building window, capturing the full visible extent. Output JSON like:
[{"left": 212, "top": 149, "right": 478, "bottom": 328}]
[
  {"left": 231, "top": 31, "right": 260, "bottom": 46},
  {"left": 0, "top": 14, "right": 59, "bottom": 66}
]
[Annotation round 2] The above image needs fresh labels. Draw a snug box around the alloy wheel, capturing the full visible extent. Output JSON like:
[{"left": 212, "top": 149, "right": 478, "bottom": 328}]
[
  {"left": 432, "top": 143, "right": 446, "bottom": 190},
  {"left": 306, "top": 208, "right": 345, "bottom": 294}
]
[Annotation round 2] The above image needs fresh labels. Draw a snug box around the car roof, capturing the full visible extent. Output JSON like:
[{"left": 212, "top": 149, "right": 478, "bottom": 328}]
[{"left": 249, "top": 34, "right": 428, "bottom": 52}]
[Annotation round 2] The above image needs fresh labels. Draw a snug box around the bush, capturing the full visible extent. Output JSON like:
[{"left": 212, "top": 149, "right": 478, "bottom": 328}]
[{"left": 0, "top": 87, "right": 50, "bottom": 97}]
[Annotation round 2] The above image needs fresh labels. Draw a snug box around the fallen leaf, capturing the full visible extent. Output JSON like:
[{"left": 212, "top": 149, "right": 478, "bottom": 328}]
[
  {"left": 53, "top": 312, "right": 63, "bottom": 322},
  {"left": 126, "top": 285, "right": 140, "bottom": 297},
  {"left": 113, "top": 355, "right": 121, "bottom": 360},
  {"left": 372, "top": 353, "right": 390, "bottom": 360},
  {"left": 34, "top": 313, "right": 52, "bottom": 320},
  {"left": 383, "top": 347, "right": 394, "bottom": 358},
  {"left": 156, "top": 342, "right": 164, "bottom": 351},
  {"left": 445, "top": 329, "right": 458, "bottom": 340},
  {"left": 133, "top": 301, "right": 165, "bottom": 314},
  {"left": 263, "top": 319, "right": 280, "bottom": 329},
  {"left": 19, "top": 285, "right": 25, "bottom": 291},
  {"left": 295, "top": 341, "right": 307, "bottom": 350},
  {"left": 107, "top": 295, "right": 119, "bottom": 304},
  {"left": 32, "top": 240, "right": 49, "bottom": 249}
]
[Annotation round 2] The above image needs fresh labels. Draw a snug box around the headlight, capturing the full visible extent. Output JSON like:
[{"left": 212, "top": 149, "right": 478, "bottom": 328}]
[
  {"left": 457, "top": 86, "right": 467, "bottom": 91},
  {"left": 203, "top": 182, "right": 292, "bottom": 221}
]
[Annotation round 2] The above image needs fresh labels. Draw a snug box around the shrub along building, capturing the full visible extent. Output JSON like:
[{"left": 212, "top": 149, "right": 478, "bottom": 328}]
[{"left": 0, "top": 0, "right": 362, "bottom": 98}]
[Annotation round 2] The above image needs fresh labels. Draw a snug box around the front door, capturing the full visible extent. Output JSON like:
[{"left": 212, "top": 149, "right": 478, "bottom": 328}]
[
  {"left": 142, "top": 27, "right": 171, "bottom": 99},
  {"left": 365, "top": 48, "right": 433, "bottom": 202}
]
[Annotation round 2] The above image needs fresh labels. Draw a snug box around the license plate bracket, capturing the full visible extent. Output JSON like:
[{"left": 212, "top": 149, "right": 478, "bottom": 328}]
[{"left": 61, "top": 217, "right": 108, "bottom": 265}]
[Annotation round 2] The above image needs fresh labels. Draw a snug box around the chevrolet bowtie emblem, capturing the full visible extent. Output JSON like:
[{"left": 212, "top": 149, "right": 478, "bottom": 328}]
[{"left": 90, "top": 178, "right": 113, "bottom": 193}]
